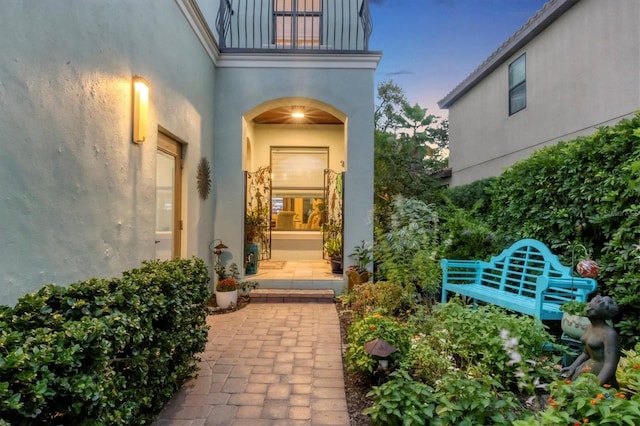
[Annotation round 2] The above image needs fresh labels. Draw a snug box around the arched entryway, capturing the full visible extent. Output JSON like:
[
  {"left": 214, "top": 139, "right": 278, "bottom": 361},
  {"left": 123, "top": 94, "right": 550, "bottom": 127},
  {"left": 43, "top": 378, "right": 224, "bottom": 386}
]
[{"left": 242, "top": 98, "right": 346, "bottom": 268}]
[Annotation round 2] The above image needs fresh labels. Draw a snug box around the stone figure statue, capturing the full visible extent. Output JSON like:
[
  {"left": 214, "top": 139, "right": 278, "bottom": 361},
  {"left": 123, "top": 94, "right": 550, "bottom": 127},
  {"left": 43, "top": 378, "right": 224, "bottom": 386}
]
[{"left": 561, "top": 295, "right": 620, "bottom": 388}]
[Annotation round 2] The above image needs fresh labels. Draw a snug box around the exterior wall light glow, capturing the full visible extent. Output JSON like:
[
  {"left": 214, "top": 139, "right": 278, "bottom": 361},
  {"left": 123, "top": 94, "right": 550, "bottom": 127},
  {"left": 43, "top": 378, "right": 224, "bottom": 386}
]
[
  {"left": 132, "top": 76, "right": 150, "bottom": 143},
  {"left": 291, "top": 111, "right": 305, "bottom": 118}
]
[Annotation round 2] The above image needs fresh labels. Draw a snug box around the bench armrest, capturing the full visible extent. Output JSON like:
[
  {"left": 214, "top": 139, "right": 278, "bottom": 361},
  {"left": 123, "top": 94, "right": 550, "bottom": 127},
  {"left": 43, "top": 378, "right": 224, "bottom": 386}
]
[
  {"left": 440, "top": 259, "right": 487, "bottom": 270},
  {"left": 536, "top": 276, "right": 598, "bottom": 301}
]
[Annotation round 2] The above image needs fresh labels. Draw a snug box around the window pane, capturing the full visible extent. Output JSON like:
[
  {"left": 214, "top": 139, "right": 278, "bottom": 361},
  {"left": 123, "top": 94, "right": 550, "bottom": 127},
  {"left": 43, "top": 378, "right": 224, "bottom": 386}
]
[
  {"left": 275, "top": 16, "right": 293, "bottom": 44},
  {"left": 297, "top": 0, "right": 321, "bottom": 12},
  {"left": 510, "top": 83, "right": 526, "bottom": 114},
  {"left": 271, "top": 148, "right": 328, "bottom": 189},
  {"left": 509, "top": 55, "right": 526, "bottom": 89},
  {"left": 274, "top": 0, "right": 292, "bottom": 12},
  {"left": 297, "top": 16, "right": 320, "bottom": 45}
]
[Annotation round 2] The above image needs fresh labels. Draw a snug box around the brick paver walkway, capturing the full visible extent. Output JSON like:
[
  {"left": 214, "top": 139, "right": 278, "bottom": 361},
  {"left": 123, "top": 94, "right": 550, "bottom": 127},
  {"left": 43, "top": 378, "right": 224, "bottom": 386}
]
[{"left": 153, "top": 303, "right": 349, "bottom": 426}]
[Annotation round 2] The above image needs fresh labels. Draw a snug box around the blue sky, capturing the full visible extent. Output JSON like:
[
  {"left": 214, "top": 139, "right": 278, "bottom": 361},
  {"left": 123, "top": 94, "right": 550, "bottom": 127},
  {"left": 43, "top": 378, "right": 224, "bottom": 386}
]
[{"left": 369, "top": 0, "right": 549, "bottom": 118}]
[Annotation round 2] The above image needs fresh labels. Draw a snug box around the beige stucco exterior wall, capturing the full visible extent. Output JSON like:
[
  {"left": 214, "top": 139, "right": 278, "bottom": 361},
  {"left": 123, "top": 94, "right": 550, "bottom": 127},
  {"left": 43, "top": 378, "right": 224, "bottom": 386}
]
[
  {"left": 0, "top": 0, "right": 216, "bottom": 305},
  {"left": 212, "top": 65, "right": 375, "bottom": 273},
  {"left": 447, "top": 0, "right": 640, "bottom": 186}
]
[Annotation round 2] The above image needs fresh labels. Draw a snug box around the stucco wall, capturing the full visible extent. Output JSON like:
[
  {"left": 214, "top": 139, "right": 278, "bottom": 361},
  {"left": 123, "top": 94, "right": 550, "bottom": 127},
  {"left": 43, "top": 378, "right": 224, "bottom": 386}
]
[
  {"left": 0, "top": 0, "right": 216, "bottom": 305},
  {"left": 213, "top": 66, "right": 375, "bottom": 272},
  {"left": 448, "top": 0, "right": 640, "bottom": 186}
]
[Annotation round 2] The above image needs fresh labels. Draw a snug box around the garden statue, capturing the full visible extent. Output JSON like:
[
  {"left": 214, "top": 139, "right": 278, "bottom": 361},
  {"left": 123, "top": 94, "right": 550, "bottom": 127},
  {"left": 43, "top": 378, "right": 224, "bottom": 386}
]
[{"left": 561, "top": 295, "right": 620, "bottom": 388}]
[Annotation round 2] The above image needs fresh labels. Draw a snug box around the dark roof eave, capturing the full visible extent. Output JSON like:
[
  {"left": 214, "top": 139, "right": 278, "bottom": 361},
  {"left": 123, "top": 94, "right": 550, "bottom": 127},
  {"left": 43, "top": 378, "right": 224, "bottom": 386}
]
[{"left": 437, "top": 0, "right": 579, "bottom": 110}]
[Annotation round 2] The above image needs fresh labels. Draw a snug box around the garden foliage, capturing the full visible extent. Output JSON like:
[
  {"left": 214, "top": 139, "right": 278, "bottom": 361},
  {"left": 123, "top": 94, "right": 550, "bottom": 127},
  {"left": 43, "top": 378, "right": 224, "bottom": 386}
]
[
  {"left": 361, "top": 302, "right": 640, "bottom": 425},
  {"left": 375, "top": 196, "right": 442, "bottom": 298},
  {"left": 0, "top": 258, "right": 210, "bottom": 425},
  {"left": 479, "top": 114, "right": 640, "bottom": 347},
  {"left": 363, "top": 301, "right": 559, "bottom": 425}
]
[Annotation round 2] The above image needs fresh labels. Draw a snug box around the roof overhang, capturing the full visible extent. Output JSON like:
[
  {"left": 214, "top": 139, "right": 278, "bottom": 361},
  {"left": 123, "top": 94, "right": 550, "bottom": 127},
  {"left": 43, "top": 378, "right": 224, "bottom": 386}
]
[{"left": 437, "top": 0, "right": 579, "bottom": 110}]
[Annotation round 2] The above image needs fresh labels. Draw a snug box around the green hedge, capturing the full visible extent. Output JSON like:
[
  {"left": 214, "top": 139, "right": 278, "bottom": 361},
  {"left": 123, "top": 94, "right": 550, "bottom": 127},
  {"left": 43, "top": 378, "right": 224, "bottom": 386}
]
[
  {"left": 483, "top": 113, "right": 640, "bottom": 347},
  {"left": 0, "top": 258, "right": 210, "bottom": 425}
]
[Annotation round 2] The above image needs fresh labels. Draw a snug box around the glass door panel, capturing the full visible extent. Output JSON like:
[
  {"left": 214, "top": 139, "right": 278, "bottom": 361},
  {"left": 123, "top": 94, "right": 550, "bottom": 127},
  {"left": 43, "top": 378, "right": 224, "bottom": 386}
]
[{"left": 155, "top": 150, "right": 175, "bottom": 260}]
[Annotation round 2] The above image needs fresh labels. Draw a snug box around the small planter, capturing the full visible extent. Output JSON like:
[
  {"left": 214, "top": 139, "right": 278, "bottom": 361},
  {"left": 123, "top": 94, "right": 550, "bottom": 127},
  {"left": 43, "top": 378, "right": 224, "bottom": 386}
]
[
  {"left": 215, "top": 290, "right": 238, "bottom": 309},
  {"left": 561, "top": 313, "right": 591, "bottom": 339}
]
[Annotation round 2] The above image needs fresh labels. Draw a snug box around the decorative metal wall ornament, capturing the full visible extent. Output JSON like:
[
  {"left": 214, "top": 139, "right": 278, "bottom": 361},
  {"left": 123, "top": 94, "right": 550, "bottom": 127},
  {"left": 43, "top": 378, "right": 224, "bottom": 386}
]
[{"left": 196, "top": 157, "right": 211, "bottom": 200}]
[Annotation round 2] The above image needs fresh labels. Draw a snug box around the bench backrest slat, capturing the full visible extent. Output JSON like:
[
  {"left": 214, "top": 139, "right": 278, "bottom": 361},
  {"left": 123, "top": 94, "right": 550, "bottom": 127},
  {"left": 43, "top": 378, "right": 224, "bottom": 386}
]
[{"left": 483, "top": 239, "right": 573, "bottom": 298}]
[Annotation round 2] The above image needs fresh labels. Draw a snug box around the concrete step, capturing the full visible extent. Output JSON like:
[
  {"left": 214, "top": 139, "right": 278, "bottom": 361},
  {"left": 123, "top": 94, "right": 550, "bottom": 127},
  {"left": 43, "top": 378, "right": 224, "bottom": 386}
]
[
  {"left": 250, "top": 289, "right": 335, "bottom": 303},
  {"left": 251, "top": 278, "right": 344, "bottom": 294}
]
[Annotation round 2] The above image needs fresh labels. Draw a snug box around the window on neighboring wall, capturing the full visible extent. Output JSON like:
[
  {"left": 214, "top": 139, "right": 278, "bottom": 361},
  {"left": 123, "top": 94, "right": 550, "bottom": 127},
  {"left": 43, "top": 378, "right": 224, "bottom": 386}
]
[
  {"left": 273, "top": 0, "right": 322, "bottom": 48},
  {"left": 509, "top": 54, "right": 526, "bottom": 115}
]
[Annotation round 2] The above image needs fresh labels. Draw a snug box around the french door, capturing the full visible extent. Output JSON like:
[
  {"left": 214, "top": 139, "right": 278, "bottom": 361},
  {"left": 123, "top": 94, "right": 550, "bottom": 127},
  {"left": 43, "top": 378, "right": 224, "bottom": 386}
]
[{"left": 155, "top": 133, "right": 182, "bottom": 260}]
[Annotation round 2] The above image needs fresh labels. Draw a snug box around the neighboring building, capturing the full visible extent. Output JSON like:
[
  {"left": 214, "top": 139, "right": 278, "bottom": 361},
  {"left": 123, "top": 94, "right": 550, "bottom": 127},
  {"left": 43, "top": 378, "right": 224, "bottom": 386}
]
[
  {"left": 0, "top": 0, "right": 380, "bottom": 305},
  {"left": 438, "top": 0, "right": 640, "bottom": 187}
]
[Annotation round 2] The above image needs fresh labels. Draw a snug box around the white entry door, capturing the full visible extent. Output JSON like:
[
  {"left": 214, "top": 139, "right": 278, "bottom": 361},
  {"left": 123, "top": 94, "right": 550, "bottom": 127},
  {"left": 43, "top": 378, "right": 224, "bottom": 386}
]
[{"left": 155, "top": 133, "right": 182, "bottom": 260}]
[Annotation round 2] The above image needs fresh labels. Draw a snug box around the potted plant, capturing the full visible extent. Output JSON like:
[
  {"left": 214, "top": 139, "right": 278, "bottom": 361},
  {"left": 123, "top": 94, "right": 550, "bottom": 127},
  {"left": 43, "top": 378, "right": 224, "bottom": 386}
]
[
  {"left": 560, "top": 300, "right": 589, "bottom": 339},
  {"left": 346, "top": 240, "right": 373, "bottom": 291},
  {"left": 215, "top": 278, "right": 238, "bottom": 309},
  {"left": 324, "top": 236, "right": 343, "bottom": 274},
  {"left": 245, "top": 206, "right": 268, "bottom": 274},
  {"left": 215, "top": 262, "right": 239, "bottom": 309},
  {"left": 245, "top": 206, "right": 268, "bottom": 243}
]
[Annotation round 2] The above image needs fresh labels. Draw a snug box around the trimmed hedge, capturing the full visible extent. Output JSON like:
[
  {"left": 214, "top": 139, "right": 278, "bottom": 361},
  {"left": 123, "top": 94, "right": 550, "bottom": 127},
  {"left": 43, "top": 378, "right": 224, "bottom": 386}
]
[
  {"left": 482, "top": 113, "right": 640, "bottom": 347},
  {"left": 0, "top": 258, "right": 210, "bottom": 425}
]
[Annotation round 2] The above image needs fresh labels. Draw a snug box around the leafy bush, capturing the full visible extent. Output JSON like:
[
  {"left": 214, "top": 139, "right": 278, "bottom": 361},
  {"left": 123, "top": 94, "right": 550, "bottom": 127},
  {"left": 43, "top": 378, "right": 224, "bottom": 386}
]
[
  {"left": 375, "top": 196, "right": 442, "bottom": 298},
  {"left": 365, "top": 370, "right": 522, "bottom": 426},
  {"left": 364, "top": 369, "right": 435, "bottom": 426},
  {"left": 446, "top": 176, "right": 496, "bottom": 214},
  {"left": 0, "top": 258, "right": 210, "bottom": 425},
  {"left": 345, "top": 313, "right": 412, "bottom": 375},
  {"left": 346, "top": 281, "right": 413, "bottom": 318},
  {"left": 403, "top": 300, "right": 559, "bottom": 394},
  {"left": 515, "top": 374, "right": 640, "bottom": 426},
  {"left": 438, "top": 208, "right": 502, "bottom": 261},
  {"left": 482, "top": 114, "right": 640, "bottom": 347}
]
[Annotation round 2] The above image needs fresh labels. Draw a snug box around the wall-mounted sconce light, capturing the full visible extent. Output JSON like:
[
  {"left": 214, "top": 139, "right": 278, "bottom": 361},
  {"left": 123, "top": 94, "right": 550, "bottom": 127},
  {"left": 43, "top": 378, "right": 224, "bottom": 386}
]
[
  {"left": 291, "top": 106, "right": 305, "bottom": 119},
  {"left": 132, "top": 76, "right": 150, "bottom": 143}
]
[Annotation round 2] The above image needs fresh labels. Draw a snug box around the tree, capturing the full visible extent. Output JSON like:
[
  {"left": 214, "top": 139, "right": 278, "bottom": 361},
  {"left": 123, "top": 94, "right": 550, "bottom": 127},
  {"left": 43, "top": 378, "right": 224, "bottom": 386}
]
[
  {"left": 373, "top": 81, "right": 449, "bottom": 232},
  {"left": 374, "top": 80, "right": 407, "bottom": 133}
]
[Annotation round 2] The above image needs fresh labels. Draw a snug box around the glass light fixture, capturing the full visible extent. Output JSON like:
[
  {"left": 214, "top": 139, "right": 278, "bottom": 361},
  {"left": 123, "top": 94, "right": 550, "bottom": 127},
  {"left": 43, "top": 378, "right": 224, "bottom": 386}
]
[{"left": 132, "top": 76, "right": 150, "bottom": 143}]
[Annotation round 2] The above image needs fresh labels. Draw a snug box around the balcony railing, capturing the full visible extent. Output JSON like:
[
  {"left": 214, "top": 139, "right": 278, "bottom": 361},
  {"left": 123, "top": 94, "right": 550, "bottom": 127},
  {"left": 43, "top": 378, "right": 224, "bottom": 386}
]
[{"left": 215, "top": 0, "right": 372, "bottom": 53}]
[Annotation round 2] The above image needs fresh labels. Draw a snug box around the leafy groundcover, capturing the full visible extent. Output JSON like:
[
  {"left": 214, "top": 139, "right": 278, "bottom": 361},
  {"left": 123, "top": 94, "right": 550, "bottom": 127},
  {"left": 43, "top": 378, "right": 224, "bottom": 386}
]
[{"left": 0, "top": 258, "right": 210, "bottom": 425}]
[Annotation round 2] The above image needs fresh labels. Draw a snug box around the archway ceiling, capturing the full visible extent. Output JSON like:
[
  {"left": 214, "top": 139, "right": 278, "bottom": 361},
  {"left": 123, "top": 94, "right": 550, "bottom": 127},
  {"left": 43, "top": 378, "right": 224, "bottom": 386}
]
[{"left": 252, "top": 105, "right": 343, "bottom": 125}]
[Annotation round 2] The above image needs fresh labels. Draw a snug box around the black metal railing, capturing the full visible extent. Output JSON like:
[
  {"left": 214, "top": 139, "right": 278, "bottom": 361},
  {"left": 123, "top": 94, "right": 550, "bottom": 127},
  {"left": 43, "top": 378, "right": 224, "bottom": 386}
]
[{"left": 216, "top": 0, "right": 372, "bottom": 52}]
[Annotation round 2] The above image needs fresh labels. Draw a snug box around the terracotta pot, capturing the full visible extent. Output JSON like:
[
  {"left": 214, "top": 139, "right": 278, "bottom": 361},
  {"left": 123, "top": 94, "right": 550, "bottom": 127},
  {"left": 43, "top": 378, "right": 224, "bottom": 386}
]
[
  {"left": 215, "top": 290, "right": 238, "bottom": 309},
  {"left": 561, "top": 313, "right": 591, "bottom": 339}
]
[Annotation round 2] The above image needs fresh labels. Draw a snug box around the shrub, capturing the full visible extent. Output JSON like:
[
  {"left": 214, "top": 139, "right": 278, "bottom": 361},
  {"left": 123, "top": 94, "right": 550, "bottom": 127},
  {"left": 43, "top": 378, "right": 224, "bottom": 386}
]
[
  {"left": 481, "top": 114, "right": 640, "bottom": 347},
  {"left": 438, "top": 207, "right": 502, "bottom": 261},
  {"left": 345, "top": 313, "right": 412, "bottom": 375},
  {"left": 515, "top": 374, "right": 640, "bottom": 426},
  {"left": 347, "top": 281, "right": 413, "bottom": 318},
  {"left": 375, "top": 196, "right": 442, "bottom": 298},
  {"left": 365, "top": 370, "right": 522, "bottom": 426},
  {"left": 0, "top": 258, "right": 210, "bottom": 425},
  {"left": 406, "top": 300, "right": 559, "bottom": 393},
  {"left": 446, "top": 176, "right": 496, "bottom": 214}
]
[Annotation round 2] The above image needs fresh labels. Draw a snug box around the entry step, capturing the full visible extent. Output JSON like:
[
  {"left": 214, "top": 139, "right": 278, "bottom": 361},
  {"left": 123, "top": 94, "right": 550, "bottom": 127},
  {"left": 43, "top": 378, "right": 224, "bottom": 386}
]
[{"left": 250, "top": 289, "right": 335, "bottom": 303}]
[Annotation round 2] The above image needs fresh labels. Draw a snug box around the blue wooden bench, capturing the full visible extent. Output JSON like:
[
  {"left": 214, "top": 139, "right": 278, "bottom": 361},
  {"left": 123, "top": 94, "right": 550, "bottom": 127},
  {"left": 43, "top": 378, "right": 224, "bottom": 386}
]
[{"left": 440, "top": 239, "right": 597, "bottom": 320}]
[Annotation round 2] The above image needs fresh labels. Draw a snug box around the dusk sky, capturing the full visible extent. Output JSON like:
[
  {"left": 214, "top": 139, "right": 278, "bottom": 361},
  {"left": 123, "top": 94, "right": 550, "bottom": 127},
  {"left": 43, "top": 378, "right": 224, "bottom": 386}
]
[{"left": 369, "top": 0, "right": 549, "bottom": 119}]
